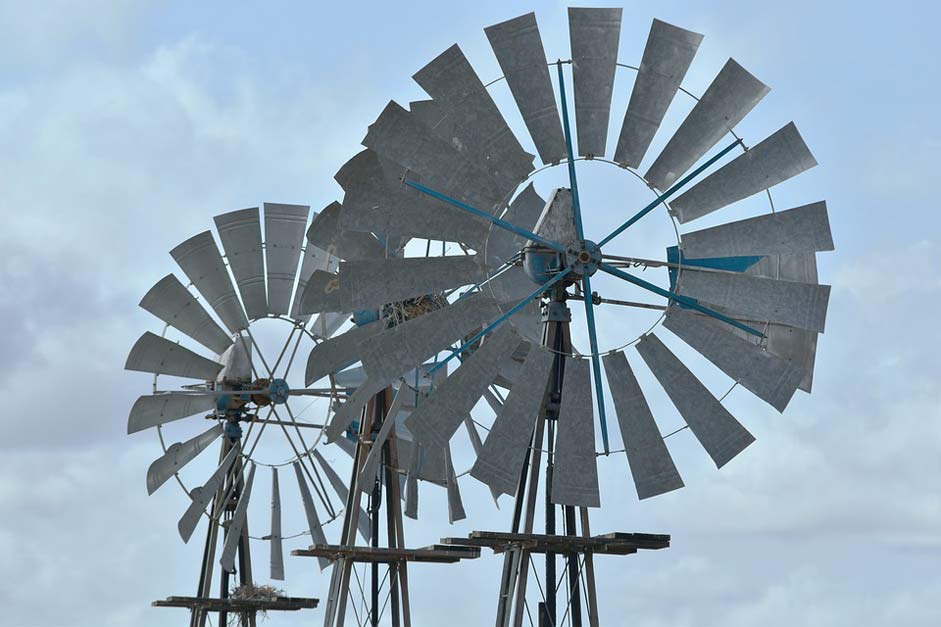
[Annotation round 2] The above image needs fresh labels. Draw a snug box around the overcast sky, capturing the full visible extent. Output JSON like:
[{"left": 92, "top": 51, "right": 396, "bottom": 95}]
[{"left": 1, "top": 1, "right": 939, "bottom": 626}]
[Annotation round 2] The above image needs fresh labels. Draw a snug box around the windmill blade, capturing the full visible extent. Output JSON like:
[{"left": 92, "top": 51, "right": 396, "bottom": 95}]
[
  {"left": 306, "top": 201, "right": 386, "bottom": 262},
  {"left": 568, "top": 7, "right": 622, "bottom": 157},
  {"left": 602, "top": 351, "right": 684, "bottom": 500},
  {"left": 404, "top": 445, "right": 420, "bottom": 519},
  {"left": 358, "top": 388, "right": 408, "bottom": 489},
  {"left": 405, "top": 324, "right": 522, "bottom": 449},
  {"left": 304, "top": 256, "right": 488, "bottom": 315},
  {"left": 311, "top": 311, "right": 350, "bottom": 340},
  {"left": 550, "top": 358, "right": 600, "bottom": 508},
  {"left": 645, "top": 59, "right": 769, "bottom": 190},
  {"left": 533, "top": 187, "right": 577, "bottom": 244},
  {"left": 471, "top": 345, "right": 554, "bottom": 496},
  {"left": 292, "top": 237, "right": 339, "bottom": 322},
  {"left": 146, "top": 424, "right": 223, "bottom": 495},
  {"left": 636, "top": 333, "right": 755, "bottom": 468},
  {"left": 126, "top": 332, "right": 224, "bottom": 381},
  {"left": 485, "top": 12, "right": 567, "bottom": 165},
  {"left": 362, "top": 101, "right": 504, "bottom": 216},
  {"left": 265, "top": 203, "right": 309, "bottom": 315},
  {"left": 671, "top": 123, "right": 818, "bottom": 223},
  {"left": 336, "top": 149, "right": 486, "bottom": 247},
  {"left": 270, "top": 467, "right": 284, "bottom": 580},
  {"left": 462, "top": 413, "right": 501, "bottom": 506},
  {"left": 413, "top": 45, "right": 534, "bottom": 191},
  {"left": 311, "top": 449, "right": 371, "bottom": 542},
  {"left": 298, "top": 270, "right": 345, "bottom": 315},
  {"left": 681, "top": 201, "right": 833, "bottom": 258},
  {"left": 220, "top": 462, "right": 256, "bottom": 573},
  {"left": 678, "top": 269, "right": 830, "bottom": 333},
  {"left": 486, "top": 183, "right": 545, "bottom": 268},
  {"left": 139, "top": 274, "right": 233, "bottom": 355},
  {"left": 128, "top": 392, "right": 216, "bottom": 434},
  {"left": 614, "top": 19, "right": 703, "bottom": 167},
  {"left": 305, "top": 320, "right": 384, "bottom": 386},
  {"left": 214, "top": 208, "right": 267, "bottom": 320},
  {"left": 324, "top": 377, "right": 387, "bottom": 442},
  {"left": 171, "top": 231, "right": 249, "bottom": 334},
  {"left": 444, "top": 444, "right": 466, "bottom": 523},
  {"left": 293, "top": 461, "right": 330, "bottom": 570},
  {"left": 663, "top": 306, "right": 804, "bottom": 412},
  {"left": 178, "top": 445, "right": 240, "bottom": 542}
]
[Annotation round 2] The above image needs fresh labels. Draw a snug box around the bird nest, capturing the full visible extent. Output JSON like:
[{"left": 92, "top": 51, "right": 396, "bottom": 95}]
[{"left": 382, "top": 293, "right": 448, "bottom": 327}]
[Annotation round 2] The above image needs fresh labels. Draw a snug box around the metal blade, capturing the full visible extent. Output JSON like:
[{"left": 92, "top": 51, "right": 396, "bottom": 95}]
[
  {"left": 681, "top": 201, "right": 833, "bottom": 258},
  {"left": 671, "top": 123, "right": 818, "bottom": 223},
  {"left": 636, "top": 333, "right": 755, "bottom": 468},
  {"left": 220, "top": 462, "right": 256, "bottom": 573},
  {"left": 323, "top": 377, "right": 386, "bottom": 443},
  {"left": 678, "top": 270, "right": 830, "bottom": 333},
  {"left": 139, "top": 274, "right": 233, "bottom": 355},
  {"left": 297, "top": 270, "right": 346, "bottom": 315},
  {"left": 305, "top": 320, "right": 384, "bottom": 386},
  {"left": 568, "top": 7, "right": 622, "bottom": 157},
  {"left": 471, "top": 345, "right": 554, "bottom": 496},
  {"left": 128, "top": 392, "right": 216, "bottom": 434},
  {"left": 311, "top": 449, "right": 371, "bottom": 542},
  {"left": 125, "top": 332, "right": 224, "bottom": 381},
  {"left": 550, "top": 358, "right": 600, "bottom": 507},
  {"left": 645, "top": 59, "right": 769, "bottom": 190},
  {"left": 214, "top": 208, "right": 267, "bottom": 320},
  {"left": 336, "top": 149, "right": 486, "bottom": 246},
  {"left": 310, "top": 311, "right": 350, "bottom": 340},
  {"left": 306, "top": 201, "right": 385, "bottom": 262},
  {"left": 357, "top": 388, "right": 408, "bottom": 489},
  {"left": 265, "top": 203, "right": 309, "bottom": 315},
  {"left": 404, "top": 444, "right": 419, "bottom": 519},
  {"left": 362, "top": 101, "right": 504, "bottom": 217},
  {"left": 413, "top": 45, "right": 534, "bottom": 191},
  {"left": 146, "top": 424, "right": 223, "bottom": 495},
  {"left": 615, "top": 19, "right": 703, "bottom": 167},
  {"left": 532, "top": 188, "right": 577, "bottom": 245},
  {"left": 486, "top": 183, "right": 545, "bottom": 268},
  {"left": 444, "top": 445, "right": 466, "bottom": 523},
  {"left": 485, "top": 12, "right": 567, "bottom": 165},
  {"left": 177, "top": 444, "right": 239, "bottom": 542},
  {"left": 405, "top": 324, "right": 522, "bottom": 449},
  {"left": 292, "top": 237, "right": 339, "bottom": 322},
  {"left": 602, "top": 351, "right": 684, "bottom": 499},
  {"left": 171, "top": 231, "right": 249, "bottom": 334},
  {"left": 293, "top": 461, "right": 330, "bottom": 570},
  {"left": 462, "top": 413, "right": 501, "bottom": 506},
  {"left": 270, "top": 467, "right": 284, "bottom": 580}
]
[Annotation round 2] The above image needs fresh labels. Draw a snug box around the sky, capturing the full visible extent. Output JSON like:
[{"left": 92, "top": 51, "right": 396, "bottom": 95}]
[{"left": 1, "top": 1, "right": 940, "bottom": 626}]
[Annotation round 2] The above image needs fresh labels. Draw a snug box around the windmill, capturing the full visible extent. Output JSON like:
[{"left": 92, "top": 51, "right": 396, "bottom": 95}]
[{"left": 294, "top": 7, "right": 833, "bottom": 627}]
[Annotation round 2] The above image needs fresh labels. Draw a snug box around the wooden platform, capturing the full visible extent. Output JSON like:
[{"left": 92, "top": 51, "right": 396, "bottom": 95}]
[
  {"left": 291, "top": 543, "right": 481, "bottom": 564},
  {"left": 440, "top": 531, "right": 670, "bottom": 555},
  {"left": 152, "top": 595, "right": 319, "bottom": 612}
]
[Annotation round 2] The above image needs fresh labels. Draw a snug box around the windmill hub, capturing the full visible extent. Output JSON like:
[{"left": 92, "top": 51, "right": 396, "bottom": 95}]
[
  {"left": 568, "top": 239, "right": 602, "bottom": 277},
  {"left": 266, "top": 378, "right": 290, "bottom": 405}
]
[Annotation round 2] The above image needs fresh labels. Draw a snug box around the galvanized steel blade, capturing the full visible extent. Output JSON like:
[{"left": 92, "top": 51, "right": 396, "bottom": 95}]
[
  {"left": 485, "top": 183, "right": 545, "bottom": 268},
  {"left": 550, "top": 358, "right": 601, "bottom": 507},
  {"left": 297, "top": 270, "right": 346, "bottom": 315},
  {"left": 170, "top": 231, "right": 249, "bottom": 334},
  {"left": 615, "top": 19, "right": 703, "bottom": 167},
  {"left": 681, "top": 201, "right": 833, "bottom": 258},
  {"left": 671, "top": 123, "right": 818, "bottom": 223},
  {"left": 220, "top": 462, "right": 256, "bottom": 573},
  {"left": 404, "top": 444, "right": 420, "bottom": 519},
  {"left": 305, "top": 320, "right": 384, "bottom": 386},
  {"left": 139, "top": 274, "right": 233, "bottom": 355},
  {"left": 323, "top": 377, "right": 386, "bottom": 443},
  {"left": 177, "top": 444, "right": 239, "bottom": 542},
  {"left": 444, "top": 444, "right": 466, "bottom": 523},
  {"left": 214, "top": 207, "right": 267, "bottom": 320},
  {"left": 636, "top": 333, "right": 755, "bottom": 468},
  {"left": 485, "top": 12, "right": 567, "bottom": 165},
  {"left": 292, "top": 238, "right": 339, "bottom": 322},
  {"left": 270, "top": 467, "right": 284, "bottom": 580},
  {"left": 471, "top": 345, "right": 554, "bottom": 496},
  {"left": 128, "top": 392, "right": 216, "bottom": 434},
  {"left": 311, "top": 449, "right": 371, "bottom": 542},
  {"left": 264, "top": 203, "right": 309, "bottom": 315},
  {"left": 461, "top": 413, "right": 501, "bottom": 505},
  {"left": 357, "top": 387, "right": 407, "bottom": 490},
  {"left": 568, "top": 7, "right": 621, "bottom": 157},
  {"left": 405, "top": 324, "right": 522, "bottom": 449},
  {"left": 602, "top": 351, "right": 684, "bottom": 499},
  {"left": 310, "top": 311, "right": 350, "bottom": 340},
  {"left": 678, "top": 269, "right": 830, "bottom": 333},
  {"left": 413, "top": 45, "right": 534, "bottom": 191},
  {"left": 293, "top": 461, "right": 330, "bottom": 570},
  {"left": 306, "top": 200, "right": 386, "bottom": 262},
  {"left": 147, "top": 424, "right": 223, "bottom": 495},
  {"left": 645, "top": 59, "right": 769, "bottom": 190},
  {"left": 125, "top": 332, "right": 224, "bottom": 381}
]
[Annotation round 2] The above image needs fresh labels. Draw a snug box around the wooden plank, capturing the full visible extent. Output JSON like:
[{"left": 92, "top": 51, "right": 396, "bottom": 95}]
[
  {"left": 291, "top": 544, "right": 480, "bottom": 563},
  {"left": 153, "top": 596, "right": 318, "bottom": 611}
]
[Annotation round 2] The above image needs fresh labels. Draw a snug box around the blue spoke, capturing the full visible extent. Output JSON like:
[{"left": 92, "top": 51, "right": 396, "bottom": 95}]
[
  {"left": 598, "top": 139, "right": 742, "bottom": 248},
  {"left": 598, "top": 262, "right": 765, "bottom": 338},
  {"left": 427, "top": 268, "right": 573, "bottom": 375},
  {"left": 556, "top": 60, "right": 585, "bottom": 241},
  {"left": 402, "top": 178, "right": 566, "bottom": 254},
  {"left": 580, "top": 273, "right": 610, "bottom": 454}
]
